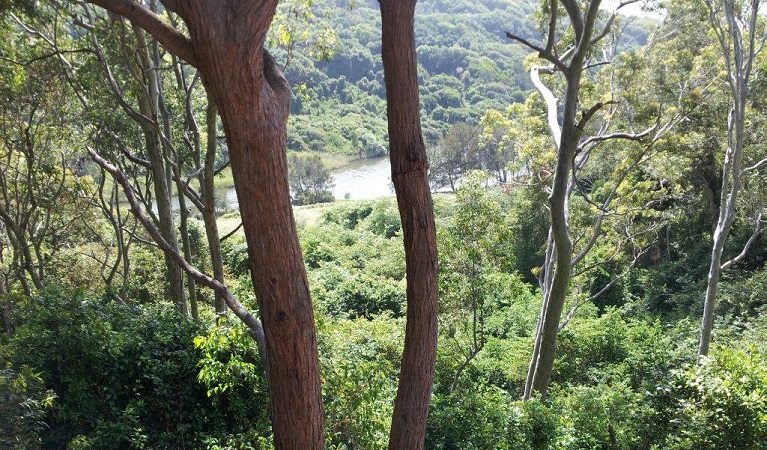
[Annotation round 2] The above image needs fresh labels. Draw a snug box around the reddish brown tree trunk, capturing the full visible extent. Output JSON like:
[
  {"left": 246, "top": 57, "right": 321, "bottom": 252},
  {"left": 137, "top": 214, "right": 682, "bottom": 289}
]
[
  {"left": 380, "top": 1, "right": 439, "bottom": 448},
  {"left": 163, "top": 2, "right": 325, "bottom": 448}
]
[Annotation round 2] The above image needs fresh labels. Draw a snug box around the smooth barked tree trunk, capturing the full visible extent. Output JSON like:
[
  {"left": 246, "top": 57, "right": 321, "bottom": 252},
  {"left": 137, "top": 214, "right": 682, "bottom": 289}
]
[
  {"left": 380, "top": 1, "right": 439, "bottom": 448},
  {"left": 698, "top": 0, "right": 762, "bottom": 359},
  {"left": 519, "top": 0, "right": 600, "bottom": 401}
]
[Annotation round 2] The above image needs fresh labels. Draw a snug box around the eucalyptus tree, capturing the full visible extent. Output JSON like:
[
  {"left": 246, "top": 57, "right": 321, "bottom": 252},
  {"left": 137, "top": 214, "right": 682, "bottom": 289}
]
[
  {"left": 507, "top": 0, "right": 630, "bottom": 400},
  {"left": 380, "top": 0, "right": 439, "bottom": 446},
  {"left": 16, "top": 3, "right": 193, "bottom": 313},
  {"left": 78, "top": 0, "right": 439, "bottom": 448},
  {"left": 0, "top": 21, "right": 90, "bottom": 298},
  {"left": 698, "top": 0, "right": 766, "bottom": 358},
  {"left": 79, "top": 1, "right": 323, "bottom": 446},
  {"left": 507, "top": 0, "right": 693, "bottom": 400}
]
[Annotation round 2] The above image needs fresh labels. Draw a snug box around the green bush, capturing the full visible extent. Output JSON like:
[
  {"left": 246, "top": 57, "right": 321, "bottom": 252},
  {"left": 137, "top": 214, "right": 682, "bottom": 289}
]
[
  {"left": 554, "top": 309, "right": 688, "bottom": 391},
  {"left": 552, "top": 381, "right": 650, "bottom": 450},
  {"left": 0, "top": 363, "right": 56, "bottom": 449},
  {"left": 319, "top": 317, "right": 402, "bottom": 449},
  {"left": 426, "top": 388, "right": 557, "bottom": 450},
  {"left": 301, "top": 201, "right": 406, "bottom": 318},
  {"left": 661, "top": 346, "right": 767, "bottom": 450},
  {"left": 8, "top": 289, "right": 271, "bottom": 448}
]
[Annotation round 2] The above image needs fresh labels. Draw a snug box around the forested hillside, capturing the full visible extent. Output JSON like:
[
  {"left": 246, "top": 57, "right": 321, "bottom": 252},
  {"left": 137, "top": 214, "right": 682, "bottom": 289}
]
[
  {"left": 1, "top": 0, "right": 766, "bottom": 449},
  {"left": 282, "top": 0, "right": 650, "bottom": 155},
  {"left": 280, "top": 0, "right": 534, "bottom": 157}
]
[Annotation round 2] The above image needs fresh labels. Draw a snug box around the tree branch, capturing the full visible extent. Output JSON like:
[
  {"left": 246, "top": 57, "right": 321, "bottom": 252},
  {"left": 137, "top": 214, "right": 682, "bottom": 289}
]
[
  {"left": 591, "top": 12, "right": 616, "bottom": 47},
  {"left": 545, "top": 0, "right": 558, "bottom": 53},
  {"left": 576, "top": 100, "right": 619, "bottom": 131},
  {"left": 742, "top": 157, "right": 767, "bottom": 174},
  {"left": 506, "top": 31, "right": 569, "bottom": 73},
  {"left": 721, "top": 211, "right": 764, "bottom": 270},
  {"left": 560, "top": 0, "right": 584, "bottom": 44},
  {"left": 578, "top": 125, "right": 656, "bottom": 149},
  {"left": 531, "top": 65, "right": 562, "bottom": 148},
  {"left": 87, "top": 146, "right": 266, "bottom": 358},
  {"left": 87, "top": 0, "right": 198, "bottom": 67}
]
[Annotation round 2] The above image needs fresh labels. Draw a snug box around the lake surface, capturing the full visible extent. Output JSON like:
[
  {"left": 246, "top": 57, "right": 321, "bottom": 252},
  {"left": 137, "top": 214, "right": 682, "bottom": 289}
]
[
  {"left": 330, "top": 156, "right": 393, "bottom": 200},
  {"left": 216, "top": 156, "right": 393, "bottom": 212}
]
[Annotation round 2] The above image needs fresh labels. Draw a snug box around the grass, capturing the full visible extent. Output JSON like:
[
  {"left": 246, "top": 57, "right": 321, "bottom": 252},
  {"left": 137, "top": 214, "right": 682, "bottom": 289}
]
[{"left": 216, "top": 200, "right": 339, "bottom": 238}]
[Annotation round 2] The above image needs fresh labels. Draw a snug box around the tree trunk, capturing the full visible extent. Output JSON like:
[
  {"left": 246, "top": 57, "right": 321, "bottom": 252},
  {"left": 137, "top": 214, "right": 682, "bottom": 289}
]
[
  {"left": 134, "top": 27, "right": 187, "bottom": 314},
  {"left": 175, "top": 3, "right": 324, "bottom": 448},
  {"left": 202, "top": 99, "right": 228, "bottom": 314},
  {"left": 0, "top": 275, "right": 12, "bottom": 334},
  {"left": 698, "top": 0, "right": 758, "bottom": 358},
  {"left": 699, "top": 109, "right": 743, "bottom": 357},
  {"left": 523, "top": 0, "right": 599, "bottom": 399},
  {"left": 88, "top": 1, "right": 324, "bottom": 447},
  {"left": 528, "top": 67, "right": 581, "bottom": 399},
  {"left": 380, "top": 1, "right": 439, "bottom": 448},
  {"left": 177, "top": 191, "right": 199, "bottom": 320}
]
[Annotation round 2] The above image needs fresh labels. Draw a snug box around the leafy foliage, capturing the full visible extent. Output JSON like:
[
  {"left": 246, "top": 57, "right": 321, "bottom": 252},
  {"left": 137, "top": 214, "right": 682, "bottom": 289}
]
[
  {"left": 289, "top": 153, "right": 335, "bottom": 205},
  {"left": 662, "top": 346, "right": 767, "bottom": 450},
  {"left": 0, "top": 363, "right": 56, "bottom": 449},
  {"left": 5, "top": 289, "right": 271, "bottom": 448}
]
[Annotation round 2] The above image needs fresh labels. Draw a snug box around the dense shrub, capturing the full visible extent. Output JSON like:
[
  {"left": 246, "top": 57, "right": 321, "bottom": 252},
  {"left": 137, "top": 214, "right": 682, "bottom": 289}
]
[
  {"left": 552, "top": 381, "right": 652, "bottom": 450},
  {"left": 7, "top": 289, "right": 271, "bottom": 448},
  {"left": 302, "top": 200, "right": 406, "bottom": 318},
  {"left": 319, "top": 317, "right": 402, "bottom": 449},
  {"left": 0, "top": 363, "right": 56, "bottom": 449},
  {"left": 426, "top": 389, "right": 557, "bottom": 450},
  {"left": 661, "top": 346, "right": 767, "bottom": 450}
]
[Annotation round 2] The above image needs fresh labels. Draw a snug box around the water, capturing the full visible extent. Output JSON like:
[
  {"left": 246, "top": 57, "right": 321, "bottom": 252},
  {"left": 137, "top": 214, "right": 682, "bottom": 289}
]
[
  {"left": 214, "top": 156, "right": 393, "bottom": 212},
  {"left": 330, "top": 156, "right": 393, "bottom": 200}
]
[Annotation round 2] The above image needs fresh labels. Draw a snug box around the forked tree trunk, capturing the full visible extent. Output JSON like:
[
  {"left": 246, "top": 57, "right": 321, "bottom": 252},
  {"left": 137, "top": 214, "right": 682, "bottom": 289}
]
[
  {"left": 698, "top": 0, "right": 762, "bottom": 359},
  {"left": 380, "top": 1, "right": 439, "bottom": 448},
  {"left": 164, "top": 2, "right": 325, "bottom": 447},
  {"left": 527, "top": 66, "right": 581, "bottom": 399},
  {"left": 519, "top": 0, "right": 598, "bottom": 401}
]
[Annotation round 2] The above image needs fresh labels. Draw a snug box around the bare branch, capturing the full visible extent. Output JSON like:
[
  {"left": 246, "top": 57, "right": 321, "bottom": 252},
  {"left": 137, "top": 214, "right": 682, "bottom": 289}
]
[
  {"left": 506, "top": 31, "right": 569, "bottom": 72},
  {"left": 584, "top": 60, "right": 611, "bottom": 70},
  {"left": 220, "top": 222, "right": 244, "bottom": 242},
  {"left": 119, "top": 146, "right": 151, "bottom": 168},
  {"left": 545, "top": 0, "right": 558, "bottom": 52},
  {"left": 577, "top": 100, "right": 619, "bottom": 130},
  {"left": 87, "top": 0, "right": 197, "bottom": 67},
  {"left": 87, "top": 146, "right": 266, "bottom": 357},
  {"left": 721, "top": 211, "right": 764, "bottom": 270},
  {"left": 743, "top": 157, "right": 767, "bottom": 174},
  {"left": 88, "top": 32, "right": 153, "bottom": 126},
  {"left": 591, "top": 12, "right": 616, "bottom": 47},
  {"left": 172, "top": 175, "right": 204, "bottom": 211},
  {"left": 560, "top": 0, "right": 584, "bottom": 44},
  {"left": 531, "top": 65, "right": 562, "bottom": 148},
  {"left": 578, "top": 125, "right": 656, "bottom": 149}
]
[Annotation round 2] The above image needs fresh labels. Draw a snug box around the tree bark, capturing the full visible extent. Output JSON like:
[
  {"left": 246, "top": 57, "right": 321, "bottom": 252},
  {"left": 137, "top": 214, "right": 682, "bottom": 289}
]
[
  {"left": 522, "top": 0, "right": 598, "bottom": 401},
  {"left": 380, "top": 1, "right": 439, "bottom": 448},
  {"left": 698, "top": 0, "right": 761, "bottom": 358},
  {"left": 202, "top": 99, "right": 228, "bottom": 314},
  {"left": 173, "top": 3, "right": 324, "bottom": 448},
  {"left": 528, "top": 66, "right": 581, "bottom": 399},
  {"left": 133, "top": 26, "right": 188, "bottom": 314},
  {"left": 86, "top": 1, "right": 325, "bottom": 447}
]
